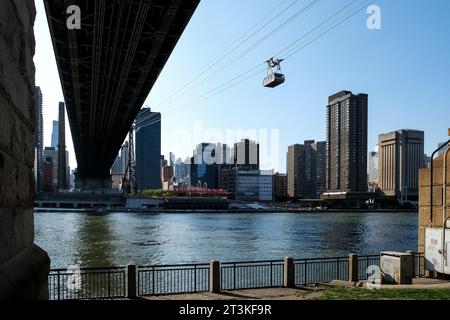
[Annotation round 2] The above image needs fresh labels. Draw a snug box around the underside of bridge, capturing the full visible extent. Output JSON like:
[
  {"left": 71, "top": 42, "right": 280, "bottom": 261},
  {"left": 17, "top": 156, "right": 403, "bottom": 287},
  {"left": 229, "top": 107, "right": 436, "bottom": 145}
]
[{"left": 44, "top": 0, "right": 200, "bottom": 189}]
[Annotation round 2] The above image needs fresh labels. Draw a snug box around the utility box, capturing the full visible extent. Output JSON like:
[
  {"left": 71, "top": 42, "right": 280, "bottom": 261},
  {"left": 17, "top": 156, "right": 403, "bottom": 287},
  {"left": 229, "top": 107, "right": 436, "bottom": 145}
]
[
  {"left": 425, "top": 228, "right": 450, "bottom": 275},
  {"left": 380, "top": 252, "right": 415, "bottom": 284}
]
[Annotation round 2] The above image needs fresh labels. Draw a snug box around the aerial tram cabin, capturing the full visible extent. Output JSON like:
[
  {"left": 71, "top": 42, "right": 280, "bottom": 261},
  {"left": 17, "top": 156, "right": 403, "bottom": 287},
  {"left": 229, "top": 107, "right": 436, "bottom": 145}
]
[{"left": 263, "top": 58, "right": 285, "bottom": 88}]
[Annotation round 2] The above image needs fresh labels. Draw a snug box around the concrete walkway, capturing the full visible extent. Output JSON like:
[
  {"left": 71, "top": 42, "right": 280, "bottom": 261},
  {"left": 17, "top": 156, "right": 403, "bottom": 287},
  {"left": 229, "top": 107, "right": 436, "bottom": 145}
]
[
  {"left": 144, "top": 286, "right": 326, "bottom": 300},
  {"left": 143, "top": 278, "right": 450, "bottom": 300}
]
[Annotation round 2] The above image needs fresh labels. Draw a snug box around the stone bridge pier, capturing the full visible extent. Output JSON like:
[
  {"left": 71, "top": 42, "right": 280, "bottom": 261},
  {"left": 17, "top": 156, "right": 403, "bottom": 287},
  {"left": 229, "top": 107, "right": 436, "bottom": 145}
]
[{"left": 0, "top": 0, "right": 50, "bottom": 299}]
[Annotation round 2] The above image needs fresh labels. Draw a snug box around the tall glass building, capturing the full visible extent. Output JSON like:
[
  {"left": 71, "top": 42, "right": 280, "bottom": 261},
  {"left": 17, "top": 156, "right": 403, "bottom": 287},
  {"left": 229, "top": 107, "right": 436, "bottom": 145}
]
[
  {"left": 191, "top": 143, "right": 216, "bottom": 188},
  {"left": 135, "top": 108, "right": 161, "bottom": 190},
  {"left": 51, "top": 120, "right": 59, "bottom": 149}
]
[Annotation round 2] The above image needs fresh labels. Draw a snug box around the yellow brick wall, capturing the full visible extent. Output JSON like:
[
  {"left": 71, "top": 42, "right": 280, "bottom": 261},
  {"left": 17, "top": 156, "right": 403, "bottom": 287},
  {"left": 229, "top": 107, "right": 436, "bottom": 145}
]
[{"left": 418, "top": 151, "right": 450, "bottom": 254}]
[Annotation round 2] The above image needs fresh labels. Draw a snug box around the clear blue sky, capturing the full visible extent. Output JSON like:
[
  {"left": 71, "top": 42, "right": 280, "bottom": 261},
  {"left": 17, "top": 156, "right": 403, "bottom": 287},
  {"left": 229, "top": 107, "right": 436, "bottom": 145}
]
[{"left": 35, "top": 0, "right": 450, "bottom": 173}]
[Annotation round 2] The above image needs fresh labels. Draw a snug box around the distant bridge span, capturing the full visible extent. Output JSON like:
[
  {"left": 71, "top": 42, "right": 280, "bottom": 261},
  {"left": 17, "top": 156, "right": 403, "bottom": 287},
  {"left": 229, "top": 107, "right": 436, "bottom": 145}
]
[{"left": 44, "top": 0, "right": 200, "bottom": 189}]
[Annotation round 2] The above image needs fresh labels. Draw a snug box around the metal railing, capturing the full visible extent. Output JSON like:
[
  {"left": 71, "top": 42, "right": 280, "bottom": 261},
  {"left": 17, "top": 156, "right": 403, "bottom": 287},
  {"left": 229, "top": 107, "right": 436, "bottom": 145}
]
[
  {"left": 48, "top": 252, "right": 425, "bottom": 300},
  {"left": 137, "top": 263, "right": 209, "bottom": 296},
  {"left": 294, "top": 256, "right": 349, "bottom": 285},
  {"left": 221, "top": 260, "right": 284, "bottom": 290},
  {"left": 48, "top": 267, "right": 126, "bottom": 300},
  {"left": 357, "top": 254, "right": 381, "bottom": 280}
]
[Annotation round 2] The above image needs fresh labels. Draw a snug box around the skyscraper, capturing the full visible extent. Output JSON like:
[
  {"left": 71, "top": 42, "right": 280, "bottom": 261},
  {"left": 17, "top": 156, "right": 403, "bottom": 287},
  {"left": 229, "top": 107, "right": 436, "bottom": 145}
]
[
  {"left": 163, "top": 153, "right": 176, "bottom": 188},
  {"left": 135, "top": 108, "right": 161, "bottom": 190},
  {"left": 378, "top": 129, "right": 424, "bottom": 201},
  {"left": 219, "top": 166, "right": 236, "bottom": 195},
  {"left": 110, "top": 145, "right": 127, "bottom": 190},
  {"left": 191, "top": 143, "right": 217, "bottom": 188},
  {"left": 57, "top": 102, "right": 67, "bottom": 190},
  {"left": 273, "top": 173, "right": 287, "bottom": 201},
  {"left": 162, "top": 166, "right": 174, "bottom": 183},
  {"left": 33, "top": 87, "right": 43, "bottom": 192},
  {"left": 287, "top": 140, "right": 326, "bottom": 199},
  {"left": 65, "top": 151, "right": 71, "bottom": 189},
  {"left": 43, "top": 147, "right": 58, "bottom": 190},
  {"left": 42, "top": 157, "right": 55, "bottom": 193},
  {"left": 287, "top": 144, "right": 303, "bottom": 198},
  {"left": 368, "top": 151, "right": 379, "bottom": 184},
  {"left": 175, "top": 158, "right": 186, "bottom": 183},
  {"left": 169, "top": 152, "right": 175, "bottom": 167},
  {"left": 315, "top": 141, "right": 327, "bottom": 196},
  {"left": 326, "top": 90, "right": 368, "bottom": 193},
  {"left": 175, "top": 157, "right": 191, "bottom": 187},
  {"left": 160, "top": 155, "right": 168, "bottom": 168},
  {"left": 216, "top": 143, "right": 231, "bottom": 165},
  {"left": 234, "top": 139, "right": 259, "bottom": 171},
  {"left": 51, "top": 120, "right": 59, "bottom": 149},
  {"left": 121, "top": 141, "right": 129, "bottom": 175}
]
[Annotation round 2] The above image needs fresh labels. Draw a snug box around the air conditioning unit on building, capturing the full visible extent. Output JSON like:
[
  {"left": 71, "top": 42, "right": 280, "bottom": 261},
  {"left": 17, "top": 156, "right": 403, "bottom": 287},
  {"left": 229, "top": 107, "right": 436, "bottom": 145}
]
[{"left": 425, "top": 228, "right": 450, "bottom": 275}]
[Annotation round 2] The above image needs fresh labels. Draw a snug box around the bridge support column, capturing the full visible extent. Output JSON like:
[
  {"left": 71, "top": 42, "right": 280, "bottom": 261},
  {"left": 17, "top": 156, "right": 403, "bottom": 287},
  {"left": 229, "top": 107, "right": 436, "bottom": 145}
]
[{"left": 0, "top": 0, "right": 50, "bottom": 299}]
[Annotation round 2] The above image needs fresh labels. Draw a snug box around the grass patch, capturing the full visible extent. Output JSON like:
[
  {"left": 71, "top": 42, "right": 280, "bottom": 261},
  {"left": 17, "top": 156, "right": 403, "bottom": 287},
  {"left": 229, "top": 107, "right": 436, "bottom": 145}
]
[{"left": 316, "top": 286, "right": 450, "bottom": 300}]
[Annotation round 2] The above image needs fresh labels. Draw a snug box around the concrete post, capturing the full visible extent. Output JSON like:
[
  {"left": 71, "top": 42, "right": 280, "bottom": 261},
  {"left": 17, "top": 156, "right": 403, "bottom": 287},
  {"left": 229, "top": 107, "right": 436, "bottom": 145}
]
[
  {"left": 406, "top": 250, "right": 415, "bottom": 276},
  {"left": 348, "top": 253, "right": 358, "bottom": 282},
  {"left": 209, "top": 260, "right": 221, "bottom": 293},
  {"left": 126, "top": 263, "right": 137, "bottom": 298},
  {"left": 283, "top": 256, "right": 295, "bottom": 288},
  {"left": 405, "top": 250, "right": 416, "bottom": 280}
]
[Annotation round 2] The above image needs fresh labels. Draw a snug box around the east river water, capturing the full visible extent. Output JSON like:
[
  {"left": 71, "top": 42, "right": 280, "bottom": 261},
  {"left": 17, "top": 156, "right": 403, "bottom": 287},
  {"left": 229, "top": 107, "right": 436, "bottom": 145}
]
[{"left": 34, "top": 211, "right": 418, "bottom": 268}]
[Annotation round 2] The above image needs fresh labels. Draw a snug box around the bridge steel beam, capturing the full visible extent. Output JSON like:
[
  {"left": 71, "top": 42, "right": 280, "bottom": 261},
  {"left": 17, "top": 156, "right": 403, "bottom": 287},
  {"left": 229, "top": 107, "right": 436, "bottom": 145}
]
[{"left": 44, "top": 0, "right": 200, "bottom": 189}]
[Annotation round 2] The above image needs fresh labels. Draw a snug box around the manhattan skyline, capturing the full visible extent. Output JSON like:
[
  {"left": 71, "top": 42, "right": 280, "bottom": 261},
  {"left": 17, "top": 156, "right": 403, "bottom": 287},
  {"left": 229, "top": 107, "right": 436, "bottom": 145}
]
[{"left": 34, "top": 0, "right": 450, "bottom": 172}]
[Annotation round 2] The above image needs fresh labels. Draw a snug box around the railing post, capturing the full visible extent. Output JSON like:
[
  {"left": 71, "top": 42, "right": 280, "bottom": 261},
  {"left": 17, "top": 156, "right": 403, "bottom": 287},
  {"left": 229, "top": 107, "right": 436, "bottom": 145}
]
[
  {"left": 419, "top": 253, "right": 424, "bottom": 276},
  {"left": 270, "top": 261, "right": 273, "bottom": 287},
  {"left": 233, "top": 263, "right": 236, "bottom": 290},
  {"left": 348, "top": 253, "right": 358, "bottom": 282},
  {"left": 57, "top": 270, "right": 60, "bottom": 300},
  {"left": 283, "top": 256, "right": 295, "bottom": 288},
  {"left": 126, "top": 263, "right": 137, "bottom": 299},
  {"left": 152, "top": 266, "right": 155, "bottom": 295},
  {"left": 406, "top": 250, "right": 416, "bottom": 277},
  {"left": 405, "top": 250, "right": 416, "bottom": 281},
  {"left": 304, "top": 259, "right": 307, "bottom": 284},
  {"left": 209, "top": 260, "right": 221, "bottom": 293},
  {"left": 194, "top": 265, "right": 197, "bottom": 292},
  {"left": 336, "top": 257, "right": 340, "bottom": 280},
  {"left": 108, "top": 269, "right": 111, "bottom": 297}
]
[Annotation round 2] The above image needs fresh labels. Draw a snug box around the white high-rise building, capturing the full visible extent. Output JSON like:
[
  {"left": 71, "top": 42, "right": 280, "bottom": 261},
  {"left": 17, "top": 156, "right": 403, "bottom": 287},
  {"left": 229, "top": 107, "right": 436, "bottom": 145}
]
[
  {"left": 51, "top": 120, "right": 59, "bottom": 148},
  {"left": 368, "top": 151, "right": 378, "bottom": 183}
]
